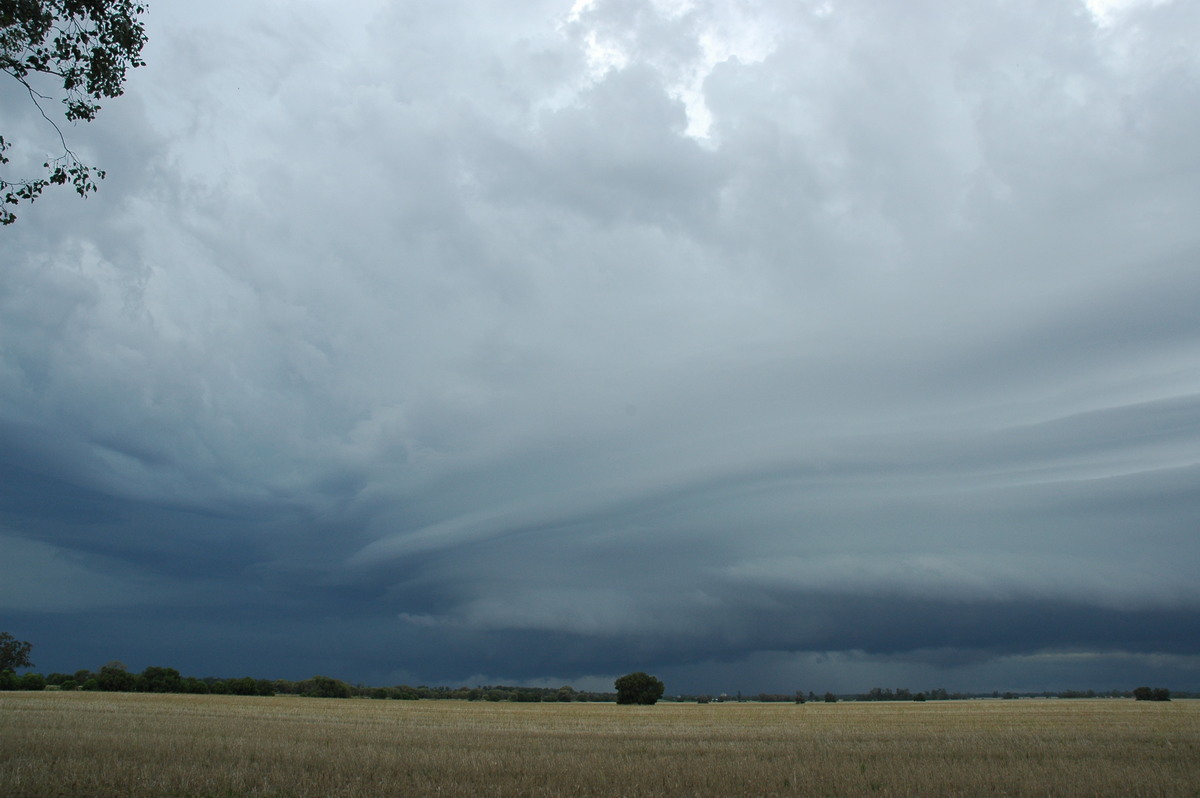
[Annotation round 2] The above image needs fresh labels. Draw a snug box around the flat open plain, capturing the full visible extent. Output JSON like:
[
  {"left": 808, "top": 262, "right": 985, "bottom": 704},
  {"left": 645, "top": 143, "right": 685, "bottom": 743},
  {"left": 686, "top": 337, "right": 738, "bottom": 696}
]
[{"left": 1, "top": 692, "right": 1197, "bottom": 796}]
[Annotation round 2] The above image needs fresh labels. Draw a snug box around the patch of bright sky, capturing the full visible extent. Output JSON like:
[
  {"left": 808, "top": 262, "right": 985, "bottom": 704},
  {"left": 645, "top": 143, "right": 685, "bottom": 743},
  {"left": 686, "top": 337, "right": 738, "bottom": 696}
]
[
  {"left": 566, "top": 0, "right": 778, "bottom": 140},
  {"left": 683, "top": 13, "right": 777, "bottom": 139},
  {"left": 1085, "top": 0, "right": 1174, "bottom": 26},
  {"left": 561, "top": 0, "right": 1176, "bottom": 137}
]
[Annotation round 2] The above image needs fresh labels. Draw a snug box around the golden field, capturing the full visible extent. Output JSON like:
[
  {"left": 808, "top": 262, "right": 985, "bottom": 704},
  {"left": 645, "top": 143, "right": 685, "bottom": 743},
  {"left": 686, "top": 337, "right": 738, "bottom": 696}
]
[{"left": 1, "top": 692, "right": 1197, "bottom": 796}]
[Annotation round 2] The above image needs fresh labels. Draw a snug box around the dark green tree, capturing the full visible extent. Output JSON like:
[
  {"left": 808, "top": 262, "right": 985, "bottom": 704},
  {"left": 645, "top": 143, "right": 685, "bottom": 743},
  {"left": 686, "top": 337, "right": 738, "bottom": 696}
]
[
  {"left": 302, "top": 675, "right": 352, "bottom": 698},
  {"left": 96, "top": 660, "right": 135, "bottom": 691},
  {"left": 0, "top": 631, "right": 34, "bottom": 671},
  {"left": 614, "top": 671, "right": 665, "bottom": 705},
  {"left": 1, "top": 0, "right": 148, "bottom": 224},
  {"left": 181, "top": 677, "right": 209, "bottom": 694},
  {"left": 140, "top": 666, "right": 183, "bottom": 693},
  {"left": 19, "top": 671, "right": 45, "bottom": 690}
]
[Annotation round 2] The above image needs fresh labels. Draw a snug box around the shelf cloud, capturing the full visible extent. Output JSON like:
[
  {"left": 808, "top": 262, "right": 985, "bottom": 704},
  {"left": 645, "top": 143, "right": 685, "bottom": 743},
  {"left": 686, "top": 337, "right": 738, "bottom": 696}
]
[{"left": 3, "top": 0, "right": 1199, "bottom": 694}]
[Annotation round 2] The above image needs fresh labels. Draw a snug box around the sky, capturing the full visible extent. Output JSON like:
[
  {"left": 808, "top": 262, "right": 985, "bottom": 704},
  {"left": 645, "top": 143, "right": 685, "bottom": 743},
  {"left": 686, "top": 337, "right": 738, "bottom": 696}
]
[{"left": 1, "top": 0, "right": 1198, "bottom": 696}]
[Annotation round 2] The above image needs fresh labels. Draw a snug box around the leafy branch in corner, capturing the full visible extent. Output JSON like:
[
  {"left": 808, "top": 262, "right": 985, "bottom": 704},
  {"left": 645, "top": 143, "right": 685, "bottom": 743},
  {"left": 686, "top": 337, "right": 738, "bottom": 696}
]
[{"left": 1, "top": 0, "right": 147, "bottom": 224}]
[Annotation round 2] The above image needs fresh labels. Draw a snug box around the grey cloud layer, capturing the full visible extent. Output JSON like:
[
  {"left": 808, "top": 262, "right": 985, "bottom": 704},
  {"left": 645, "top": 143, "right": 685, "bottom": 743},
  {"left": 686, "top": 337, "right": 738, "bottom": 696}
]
[{"left": 2, "top": 0, "right": 1198, "bottom": 691}]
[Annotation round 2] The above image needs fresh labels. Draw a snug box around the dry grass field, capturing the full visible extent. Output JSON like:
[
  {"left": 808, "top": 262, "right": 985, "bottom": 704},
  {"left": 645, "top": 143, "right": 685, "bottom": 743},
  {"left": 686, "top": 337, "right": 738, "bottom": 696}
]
[{"left": 1, "top": 692, "right": 1197, "bottom": 797}]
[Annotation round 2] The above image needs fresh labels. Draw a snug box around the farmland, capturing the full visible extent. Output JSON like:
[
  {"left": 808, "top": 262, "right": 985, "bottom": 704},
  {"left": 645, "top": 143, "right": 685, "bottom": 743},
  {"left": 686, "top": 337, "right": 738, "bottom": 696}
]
[{"left": 1, "top": 692, "right": 1197, "bottom": 796}]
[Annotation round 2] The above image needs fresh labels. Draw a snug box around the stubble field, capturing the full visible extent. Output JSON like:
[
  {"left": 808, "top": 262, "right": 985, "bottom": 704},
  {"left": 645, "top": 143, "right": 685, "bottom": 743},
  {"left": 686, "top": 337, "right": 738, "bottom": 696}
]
[{"left": 1, "top": 692, "right": 1197, "bottom": 796}]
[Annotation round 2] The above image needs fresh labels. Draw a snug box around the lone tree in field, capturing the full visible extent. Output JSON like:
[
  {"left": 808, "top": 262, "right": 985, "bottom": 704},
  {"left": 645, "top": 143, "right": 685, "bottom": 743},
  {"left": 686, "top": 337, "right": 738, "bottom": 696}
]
[
  {"left": 1133, "top": 686, "right": 1171, "bottom": 702},
  {"left": 1, "top": 0, "right": 148, "bottom": 224},
  {"left": 614, "top": 671, "right": 664, "bottom": 705},
  {"left": 0, "top": 631, "right": 34, "bottom": 671}
]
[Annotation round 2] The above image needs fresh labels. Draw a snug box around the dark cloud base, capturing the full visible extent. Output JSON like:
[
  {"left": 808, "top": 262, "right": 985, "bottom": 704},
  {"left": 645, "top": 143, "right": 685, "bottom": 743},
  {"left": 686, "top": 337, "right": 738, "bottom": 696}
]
[{"left": 9, "top": 592, "right": 1198, "bottom": 693}]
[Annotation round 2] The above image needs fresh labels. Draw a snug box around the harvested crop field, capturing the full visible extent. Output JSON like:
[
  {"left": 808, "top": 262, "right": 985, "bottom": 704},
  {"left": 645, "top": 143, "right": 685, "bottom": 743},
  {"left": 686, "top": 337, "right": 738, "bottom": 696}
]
[{"left": 1, "top": 692, "right": 1197, "bottom": 796}]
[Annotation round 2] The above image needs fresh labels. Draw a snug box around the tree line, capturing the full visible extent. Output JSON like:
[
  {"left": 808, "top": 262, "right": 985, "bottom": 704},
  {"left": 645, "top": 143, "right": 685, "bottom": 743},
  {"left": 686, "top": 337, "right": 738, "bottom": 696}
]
[
  {"left": 1, "top": 632, "right": 1184, "bottom": 702},
  {"left": 0, "top": 661, "right": 620, "bottom": 702},
  {"left": 0, "top": 632, "right": 623, "bottom": 700}
]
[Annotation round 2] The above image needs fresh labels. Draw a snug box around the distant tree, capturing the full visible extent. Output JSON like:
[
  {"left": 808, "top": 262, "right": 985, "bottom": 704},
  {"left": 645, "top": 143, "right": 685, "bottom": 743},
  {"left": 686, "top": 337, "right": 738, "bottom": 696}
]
[
  {"left": 58, "top": 678, "right": 78, "bottom": 691},
  {"left": 0, "top": 631, "right": 34, "bottom": 671},
  {"left": 140, "top": 666, "right": 183, "bottom": 693},
  {"left": 1, "top": 0, "right": 148, "bottom": 224},
  {"left": 19, "top": 672, "right": 46, "bottom": 690},
  {"left": 794, "top": 691, "right": 806, "bottom": 704},
  {"left": 823, "top": 692, "right": 838, "bottom": 703},
  {"left": 302, "top": 675, "right": 352, "bottom": 698},
  {"left": 96, "top": 661, "right": 134, "bottom": 692},
  {"left": 1134, "top": 686, "right": 1171, "bottom": 702},
  {"left": 614, "top": 672, "right": 665, "bottom": 705},
  {"left": 1133, "top": 686, "right": 1165, "bottom": 701},
  {"left": 222, "top": 677, "right": 262, "bottom": 696},
  {"left": 181, "top": 677, "right": 210, "bottom": 694}
]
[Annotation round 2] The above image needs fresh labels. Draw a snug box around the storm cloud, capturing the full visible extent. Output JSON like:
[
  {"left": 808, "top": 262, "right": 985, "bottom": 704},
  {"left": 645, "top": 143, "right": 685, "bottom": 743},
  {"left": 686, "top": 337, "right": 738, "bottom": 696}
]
[{"left": 2, "top": 0, "right": 1199, "bottom": 694}]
